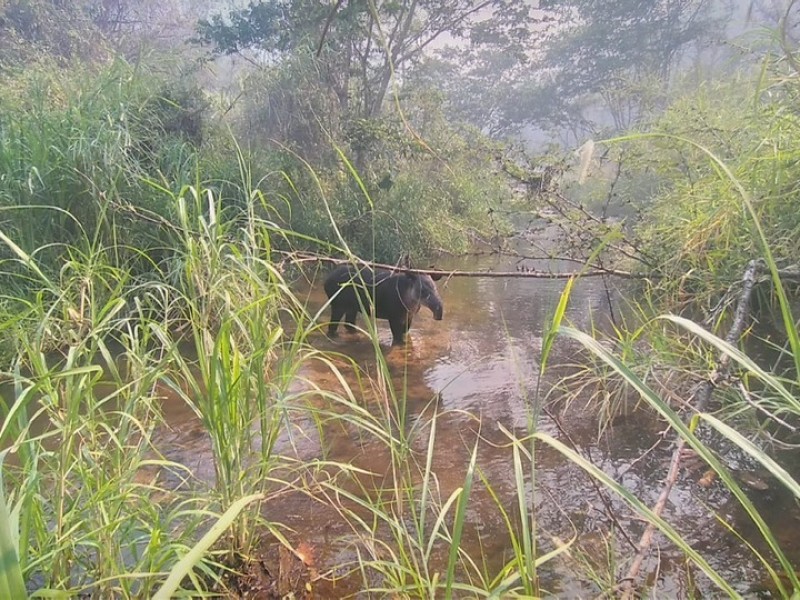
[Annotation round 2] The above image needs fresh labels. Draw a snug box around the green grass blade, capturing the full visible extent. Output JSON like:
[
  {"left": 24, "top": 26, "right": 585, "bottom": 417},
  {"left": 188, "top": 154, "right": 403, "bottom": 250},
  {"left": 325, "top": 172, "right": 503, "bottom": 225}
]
[
  {"left": 0, "top": 450, "right": 27, "bottom": 600},
  {"left": 0, "top": 229, "right": 55, "bottom": 292},
  {"left": 700, "top": 414, "right": 800, "bottom": 499},
  {"left": 511, "top": 434, "right": 534, "bottom": 592},
  {"left": 661, "top": 315, "right": 800, "bottom": 410},
  {"left": 541, "top": 277, "right": 574, "bottom": 375},
  {"left": 153, "top": 493, "right": 264, "bottom": 600},
  {"left": 444, "top": 438, "right": 478, "bottom": 600},
  {"left": 418, "top": 409, "right": 438, "bottom": 552}
]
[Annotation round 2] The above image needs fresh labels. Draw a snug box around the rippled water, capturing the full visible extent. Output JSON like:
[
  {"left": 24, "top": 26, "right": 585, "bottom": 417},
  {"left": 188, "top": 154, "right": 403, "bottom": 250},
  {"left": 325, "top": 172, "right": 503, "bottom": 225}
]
[{"left": 148, "top": 252, "right": 800, "bottom": 597}]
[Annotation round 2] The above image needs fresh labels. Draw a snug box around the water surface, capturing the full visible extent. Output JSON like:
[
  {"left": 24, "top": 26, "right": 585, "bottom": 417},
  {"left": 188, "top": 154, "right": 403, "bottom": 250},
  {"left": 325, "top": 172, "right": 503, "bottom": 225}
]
[{"left": 155, "top": 252, "right": 798, "bottom": 597}]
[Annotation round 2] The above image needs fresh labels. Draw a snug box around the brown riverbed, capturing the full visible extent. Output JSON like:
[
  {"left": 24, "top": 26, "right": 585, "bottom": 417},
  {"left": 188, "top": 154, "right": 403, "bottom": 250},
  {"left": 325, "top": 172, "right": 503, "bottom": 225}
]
[{"left": 150, "top": 252, "right": 800, "bottom": 598}]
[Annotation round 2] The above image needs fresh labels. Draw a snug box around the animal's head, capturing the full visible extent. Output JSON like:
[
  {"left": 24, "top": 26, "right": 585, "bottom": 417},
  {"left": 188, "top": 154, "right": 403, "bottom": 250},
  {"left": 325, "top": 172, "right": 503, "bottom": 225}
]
[{"left": 406, "top": 268, "right": 444, "bottom": 320}]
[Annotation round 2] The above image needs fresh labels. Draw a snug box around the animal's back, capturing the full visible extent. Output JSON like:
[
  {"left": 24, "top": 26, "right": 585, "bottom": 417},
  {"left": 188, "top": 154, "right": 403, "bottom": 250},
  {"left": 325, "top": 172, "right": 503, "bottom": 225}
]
[{"left": 325, "top": 265, "right": 392, "bottom": 298}]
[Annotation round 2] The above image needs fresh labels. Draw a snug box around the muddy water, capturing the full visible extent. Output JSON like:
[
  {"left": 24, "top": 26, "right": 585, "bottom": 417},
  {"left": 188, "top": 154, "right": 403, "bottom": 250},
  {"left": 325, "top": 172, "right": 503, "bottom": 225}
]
[{"left": 155, "top": 253, "right": 799, "bottom": 598}]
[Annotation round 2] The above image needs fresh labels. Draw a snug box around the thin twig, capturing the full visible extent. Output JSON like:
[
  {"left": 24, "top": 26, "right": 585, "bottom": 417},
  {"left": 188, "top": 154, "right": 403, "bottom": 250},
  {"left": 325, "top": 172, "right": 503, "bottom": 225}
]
[
  {"left": 738, "top": 381, "right": 799, "bottom": 434},
  {"left": 544, "top": 406, "right": 640, "bottom": 554},
  {"left": 619, "top": 258, "right": 765, "bottom": 598},
  {"left": 285, "top": 251, "right": 653, "bottom": 280},
  {"left": 615, "top": 428, "right": 671, "bottom": 478}
]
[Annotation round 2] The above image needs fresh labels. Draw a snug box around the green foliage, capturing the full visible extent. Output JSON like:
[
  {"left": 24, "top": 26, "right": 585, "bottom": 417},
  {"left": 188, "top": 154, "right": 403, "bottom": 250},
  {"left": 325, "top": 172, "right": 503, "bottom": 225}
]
[
  {"left": 197, "top": 0, "right": 534, "bottom": 124},
  {"left": 153, "top": 493, "right": 265, "bottom": 600},
  {"left": 192, "top": 2, "right": 520, "bottom": 262},
  {"left": 196, "top": 0, "right": 298, "bottom": 55},
  {"left": 550, "top": 81, "right": 800, "bottom": 595},
  {"left": 0, "top": 180, "right": 329, "bottom": 596},
  {"left": 0, "top": 260, "right": 208, "bottom": 596},
  {"left": 153, "top": 182, "right": 323, "bottom": 560},
  {"left": 218, "top": 67, "right": 511, "bottom": 262},
  {"left": 0, "top": 59, "right": 207, "bottom": 283},
  {"left": 0, "top": 180, "right": 521, "bottom": 597},
  {"left": 2, "top": 48, "right": 799, "bottom": 600},
  {"left": 0, "top": 452, "right": 26, "bottom": 600},
  {"left": 0, "top": 51, "right": 509, "bottom": 301},
  {"left": 225, "top": 48, "right": 344, "bottom": 160},
  {"left": 628, "top": 76, "right": 800, "bottom": 306}
]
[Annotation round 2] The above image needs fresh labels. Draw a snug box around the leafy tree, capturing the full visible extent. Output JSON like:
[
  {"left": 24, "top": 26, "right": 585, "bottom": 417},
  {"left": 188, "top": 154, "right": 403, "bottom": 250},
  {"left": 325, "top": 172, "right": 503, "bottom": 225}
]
[
  {"left": 421, "top": 0, "right": 722, "bottom": 140},
  {"left": 194, "top": 1, "right": 525, "bottom": 259},
  {"left": 541, "top": 1, "right": 714, "bottom": 95},
  {"left": 196, "top": 0, "right": 535, "bottom": 122},
  {"left": 530, "top": 0, "right": 721, "bottom": 133}
]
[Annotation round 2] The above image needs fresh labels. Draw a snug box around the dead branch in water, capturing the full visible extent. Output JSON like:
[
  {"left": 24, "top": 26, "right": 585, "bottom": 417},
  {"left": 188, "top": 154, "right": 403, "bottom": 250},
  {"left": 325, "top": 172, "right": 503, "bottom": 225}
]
[
  {"left": 286, "top": 252, "right": 800, "bottom": 286},
  {"left": 283, "top": 252, "right": 655, "bottom": 280},
  {"left": 618, "top": 258, "right": 765, "bottom": 599}
]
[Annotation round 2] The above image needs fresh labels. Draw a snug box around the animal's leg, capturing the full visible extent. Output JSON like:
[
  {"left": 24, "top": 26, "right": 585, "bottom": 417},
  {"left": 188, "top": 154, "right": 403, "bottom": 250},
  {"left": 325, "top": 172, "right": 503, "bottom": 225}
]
[
  {"left": 345, "top": 311, "right": 358, "bottom": 332},
  {"left": 389, "top": 317, "right": 407, "bottom": 346},
  {"left": 328, "top": 304, "right": 344, "bottom": 337}
]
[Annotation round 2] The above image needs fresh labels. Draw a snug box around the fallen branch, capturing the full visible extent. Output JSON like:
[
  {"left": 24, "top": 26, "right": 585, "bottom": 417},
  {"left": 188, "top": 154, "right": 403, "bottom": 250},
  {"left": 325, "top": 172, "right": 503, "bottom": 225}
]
[
  {"left": 283, "top": 252, "right": 655, "bottom": 280},
  {"left": 618, "top": 258, "right": 765, "bottom": 598},
  {"left": 99, "top": 202, "right": 800, "bottom": 285}
]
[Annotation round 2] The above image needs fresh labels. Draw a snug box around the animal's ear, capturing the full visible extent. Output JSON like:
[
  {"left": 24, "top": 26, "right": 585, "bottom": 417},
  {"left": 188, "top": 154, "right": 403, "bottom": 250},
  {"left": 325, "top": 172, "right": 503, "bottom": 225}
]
[{"left": 428, "top": 266, "right": 444, "bottom": 281}]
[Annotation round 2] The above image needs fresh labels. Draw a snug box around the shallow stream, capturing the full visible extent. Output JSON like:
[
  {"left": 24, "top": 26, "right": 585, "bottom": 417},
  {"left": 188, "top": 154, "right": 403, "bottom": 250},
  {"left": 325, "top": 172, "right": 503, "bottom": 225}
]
[{"left": 154, "top": 252, "right": 800, "bottom": 598}]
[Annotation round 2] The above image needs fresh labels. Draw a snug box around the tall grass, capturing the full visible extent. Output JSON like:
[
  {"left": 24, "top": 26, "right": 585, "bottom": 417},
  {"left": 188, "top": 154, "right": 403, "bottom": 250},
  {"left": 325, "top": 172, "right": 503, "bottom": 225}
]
[
  {"left": 0, "top": 171, "right": 329, "bottom": 595},
  {"left": 2, "top": 59, "right": 536, "bottom": 594},
  {"left": 3, "top": 138, "right": 796, "bottom": 598},
  {"left": 4, "top": 48, "right": 799, "bottom": 600},
  {"left": 0, "top": 60, "right": 204, "bottom": 273},
  {"left": 545, "top": 133, "right": 800, "bottom": 597},
  {"left": 149, "top": 178, "right": 327, "bottom": 560},
  {"left": 0, "top": 242, "right": 208, "bottom": 597}
]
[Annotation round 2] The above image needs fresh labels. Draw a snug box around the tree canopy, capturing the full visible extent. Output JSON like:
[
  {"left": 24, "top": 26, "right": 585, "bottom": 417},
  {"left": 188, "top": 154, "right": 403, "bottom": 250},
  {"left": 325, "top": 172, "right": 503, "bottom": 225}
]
[
  {"left": 422, "top": 0, "right": 720, "bottom": 138},
  {"left": 197, "top": 0, "right": 536, "bottom": 120},
  {"left": 540, "top": 0, "right": 714, "bottom": 96}
]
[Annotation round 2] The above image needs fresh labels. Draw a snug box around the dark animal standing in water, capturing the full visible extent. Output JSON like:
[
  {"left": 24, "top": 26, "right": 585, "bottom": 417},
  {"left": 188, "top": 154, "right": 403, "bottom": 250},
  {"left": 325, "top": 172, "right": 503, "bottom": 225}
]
[{"left": 324, "top": 265, "right": 444, "bottom": 345}]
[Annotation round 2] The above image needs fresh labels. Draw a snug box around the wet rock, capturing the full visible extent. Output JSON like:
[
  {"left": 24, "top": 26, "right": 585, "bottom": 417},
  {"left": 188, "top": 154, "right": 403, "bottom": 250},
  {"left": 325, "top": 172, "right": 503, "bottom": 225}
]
[{"left": 734, "top": 469, "right": 770, "bottom": 491}]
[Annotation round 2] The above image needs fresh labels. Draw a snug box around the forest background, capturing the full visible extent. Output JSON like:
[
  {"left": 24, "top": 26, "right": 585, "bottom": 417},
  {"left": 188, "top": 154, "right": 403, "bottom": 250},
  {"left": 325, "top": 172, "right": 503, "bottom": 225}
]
[{"left": 2, "top": 0, "right": 800, "bottom": 598}]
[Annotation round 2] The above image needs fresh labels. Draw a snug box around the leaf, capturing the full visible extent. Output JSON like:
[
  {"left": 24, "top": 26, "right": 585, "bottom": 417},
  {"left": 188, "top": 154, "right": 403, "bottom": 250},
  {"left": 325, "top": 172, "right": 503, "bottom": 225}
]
[
  {"left": 0, "top": 450, "right": 27, "bottom": 600},
  {"left": 153, "top": 493, "right": 264, "bottom": 600}
]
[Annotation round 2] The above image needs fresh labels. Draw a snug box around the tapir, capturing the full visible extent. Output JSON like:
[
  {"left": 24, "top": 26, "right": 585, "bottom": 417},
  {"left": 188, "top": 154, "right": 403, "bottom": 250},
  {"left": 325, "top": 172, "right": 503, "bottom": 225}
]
[{"left": 324, "top": 265, "right": 444, "bottom": 345}]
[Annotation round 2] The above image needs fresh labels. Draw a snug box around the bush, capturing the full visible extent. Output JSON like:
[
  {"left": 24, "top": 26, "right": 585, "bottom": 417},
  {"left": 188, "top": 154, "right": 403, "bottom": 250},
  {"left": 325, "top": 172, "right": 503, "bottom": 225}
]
[
  {"left": 220, "top": 78, "right": 512, "bottom": 262},
  {"left": 601, "top": 75, "right": 800, "bottom": 308},
  {"left": 0, "top": 58, "right": 212, "bottom": 284}
]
